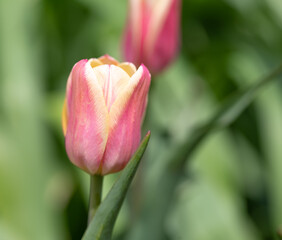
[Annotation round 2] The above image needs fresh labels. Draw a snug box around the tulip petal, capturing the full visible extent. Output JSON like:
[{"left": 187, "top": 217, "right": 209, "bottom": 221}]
[
  {"left": 62, "top": 99, "right": 68, "bottom": 136},
  {"left": 92, "top": 64, "right": 131, "bottom": 111},
  {"left": 62, "top": 71, "right": 74, "bottom": 136},
  {"left": 123, "top": 0, "right": 145, "bottom": 66},
  {"left": 145, "top": 0, "right": 172, "bottom": 52},
  {"left": 118, "top": 62, "right": 137, "bottom": 77},
  {"left": 100, "top": 64, "right": 151, "bottom": 175},
  {"left": 98, "top": 55, "right": 119, "bottom": 65},
  {"left": 89, "top": 58, "right": 103, "bottom": 68},
  {"left": 65, "top": 60, "right": 109, "bottom": 174},
  {"left": 146, "top": 0, "right": 180, "bottom": 73}
]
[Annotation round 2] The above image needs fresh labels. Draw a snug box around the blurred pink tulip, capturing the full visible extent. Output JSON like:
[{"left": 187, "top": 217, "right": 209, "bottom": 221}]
[
  {"left": 123, "top": 0, "right": 181, "bottom": 75},
  {"left": 62, "top": 55, "right": 151, "bottom": 175}
]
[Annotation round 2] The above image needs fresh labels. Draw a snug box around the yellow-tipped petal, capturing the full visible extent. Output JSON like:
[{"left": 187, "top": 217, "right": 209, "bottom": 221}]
[
  {"left": 89, "top": 58, "right": 103, "bottom": 68},
  {"left": 62, "top": 99, "right": 68, "bottom": 136},
  {"left": 98, "top": 55, "right": 119, "bottom": 65},
  {"left": 118, "top": 62, "right": 137, "bottom": 77}
]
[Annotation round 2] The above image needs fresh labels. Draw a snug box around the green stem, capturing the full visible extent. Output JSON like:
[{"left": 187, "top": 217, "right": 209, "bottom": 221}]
[{"left": 88, "top": 174, "right": 103, "bottom": 225}]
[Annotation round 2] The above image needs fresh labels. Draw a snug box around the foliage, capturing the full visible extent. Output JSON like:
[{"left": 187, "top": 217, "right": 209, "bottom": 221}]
[{"left": 1, "top": 0, "right": 282, "bottom": 239}]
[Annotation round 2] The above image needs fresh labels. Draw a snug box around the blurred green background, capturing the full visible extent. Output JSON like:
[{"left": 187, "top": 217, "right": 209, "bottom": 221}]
[{"left": 1, "top": 0, "right": 282, "bottom": 239}]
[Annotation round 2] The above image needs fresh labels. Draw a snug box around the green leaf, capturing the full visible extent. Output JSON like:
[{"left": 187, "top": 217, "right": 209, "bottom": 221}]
[
  {"left": 82, "top": 132, "right": 151, "bottom": 240},
  {"left": 125, "top": 63, "right": 282, "bottom": 240},
  {"left": 168, "top": 62, "right": 282, "bottom": 170}
]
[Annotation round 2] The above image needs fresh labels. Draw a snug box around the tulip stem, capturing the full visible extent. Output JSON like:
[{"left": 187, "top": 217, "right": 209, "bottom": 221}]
[{"left": 88, "top": 174, "right": 103, "bottom": 225}]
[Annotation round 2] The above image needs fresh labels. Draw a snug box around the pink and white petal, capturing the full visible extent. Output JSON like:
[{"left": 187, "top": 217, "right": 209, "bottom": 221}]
[
  {"left": 146, "top": 0, "right": 180, "bottom": 73},
  {"left": 101, "top": 64, "right": 151, "bottom": 175},
  {"left": 65, "top": 60, "right": 109, "bottom": 174},
  {"left": 92, "top": 65, "right": 131, "bottom": 111},
  {"left": 123, "top": 0, "right": 145, "bottom": 66},
  {"left": 145, "top": 0, "right": 173, "bottom": 53}
]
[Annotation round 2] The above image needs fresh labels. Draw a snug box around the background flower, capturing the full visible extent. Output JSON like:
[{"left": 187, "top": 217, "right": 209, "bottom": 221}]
[{"left": 123, "top": 0, "right": 181, "bottom": 75}]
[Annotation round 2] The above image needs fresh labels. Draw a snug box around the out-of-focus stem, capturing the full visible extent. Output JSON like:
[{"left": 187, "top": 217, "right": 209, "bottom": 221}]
[{"left": 88, "top": 174, "right": 103, "bottom": 225}]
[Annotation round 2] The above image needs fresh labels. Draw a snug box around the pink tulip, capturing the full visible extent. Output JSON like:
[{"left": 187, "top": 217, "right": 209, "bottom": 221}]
[
  {"left": 123, "top": 0, "right": 181, "bottom": 75},
  {"left": 62, "top": 55, "right": 151, "bottom": 175}
]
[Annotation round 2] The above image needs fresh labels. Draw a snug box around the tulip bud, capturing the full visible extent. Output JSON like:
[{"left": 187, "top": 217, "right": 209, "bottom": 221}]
[
  {"left": 123, "top": 0, "right": 181, "bottom": 75},
  {"left": 62, "top": 55, "right": 151, "bottom": 175}
]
